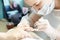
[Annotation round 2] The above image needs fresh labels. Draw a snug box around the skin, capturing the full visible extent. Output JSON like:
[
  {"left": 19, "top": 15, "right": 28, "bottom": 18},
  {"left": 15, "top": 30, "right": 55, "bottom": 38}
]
[
  {"left": 24, "top": 0, "right": 43, "bottom": 11},
  {"left": 9, "top": 0, "right": 14, "bottom": 9},
  {"left": 55, "top": 0, "right": 60, "bottom": 9}
]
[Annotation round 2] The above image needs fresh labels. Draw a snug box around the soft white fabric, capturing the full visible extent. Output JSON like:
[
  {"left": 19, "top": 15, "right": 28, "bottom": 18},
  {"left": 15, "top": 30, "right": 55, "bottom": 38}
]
[{"left": 38, "top": 0, "right": 55, "bottom": 15}]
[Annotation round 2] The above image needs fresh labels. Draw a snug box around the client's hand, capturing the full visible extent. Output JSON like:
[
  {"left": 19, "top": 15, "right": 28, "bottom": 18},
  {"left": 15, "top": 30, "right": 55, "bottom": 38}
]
[
  {"left": 17, "top": 16, "right": 35, "bottom": 31},
  {"left": 6, "top": 30, "right": 32, "bottom": 40}
]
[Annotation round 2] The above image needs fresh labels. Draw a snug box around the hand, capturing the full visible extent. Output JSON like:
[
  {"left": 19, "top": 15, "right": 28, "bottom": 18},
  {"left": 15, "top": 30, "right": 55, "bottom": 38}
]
[
  {"left": 0, "top": 32, "right": 7, "bottom": 40},
  {"left": 6, "top": 30, "right": 32, "bottom": 40},
  {"left": 17, "top": 16, "right": 35, "bottom": 31},
  {"left": 34, "top": 18, "right": 51, "bottom": 31}
]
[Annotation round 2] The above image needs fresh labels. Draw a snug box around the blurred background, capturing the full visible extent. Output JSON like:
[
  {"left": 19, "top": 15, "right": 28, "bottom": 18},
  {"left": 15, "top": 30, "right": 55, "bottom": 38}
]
[{"left": 0, "top": 0, "right": 60, "bottom": 40}]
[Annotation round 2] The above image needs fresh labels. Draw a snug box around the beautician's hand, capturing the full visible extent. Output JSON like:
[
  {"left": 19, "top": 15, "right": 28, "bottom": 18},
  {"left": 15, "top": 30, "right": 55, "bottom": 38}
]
[{"left": 34, "top": 18, "right": 51, "bottom": 31}]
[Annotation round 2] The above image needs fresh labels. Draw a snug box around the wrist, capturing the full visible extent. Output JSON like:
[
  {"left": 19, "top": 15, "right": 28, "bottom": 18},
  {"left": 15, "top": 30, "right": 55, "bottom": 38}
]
[{"left": 43, "top": 26, "right": 56, "bottom": 39}]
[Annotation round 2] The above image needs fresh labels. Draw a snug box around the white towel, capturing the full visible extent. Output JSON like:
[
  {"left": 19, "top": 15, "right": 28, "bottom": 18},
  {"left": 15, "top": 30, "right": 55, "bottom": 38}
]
[{"left": 38, "top": 0, "right": 55, "bottom": 15}]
